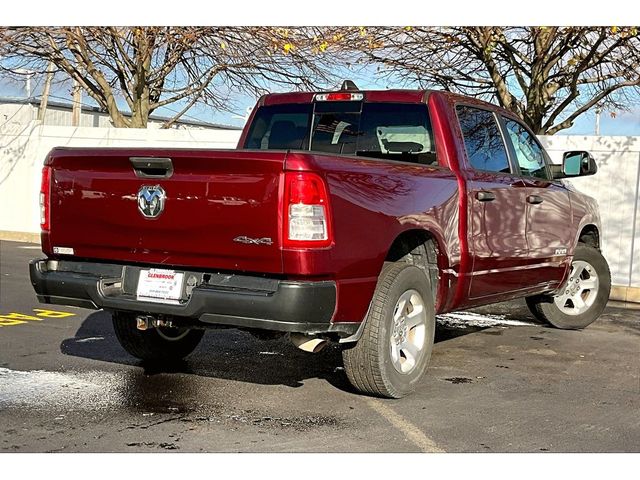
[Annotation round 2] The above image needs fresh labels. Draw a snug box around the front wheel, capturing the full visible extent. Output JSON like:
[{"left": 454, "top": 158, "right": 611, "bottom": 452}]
[
  {"left": 112, "top": 311, "right": 205, "bottom": 362},
  {"left": 526, "top": 244, "right": 611, "bottom": 329},
  {"left": 342, "top": 263, "right": 436, "bottom": 398}
]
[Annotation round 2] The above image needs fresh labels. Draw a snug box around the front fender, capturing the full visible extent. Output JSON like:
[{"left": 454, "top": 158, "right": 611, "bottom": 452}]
[{"left": 569, "top": 190, "right": 602, "bottom": 253}]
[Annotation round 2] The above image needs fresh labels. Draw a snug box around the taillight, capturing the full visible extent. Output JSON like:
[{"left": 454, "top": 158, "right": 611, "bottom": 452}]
[
  {"left": 283, "top": 172, "right": 332, "bottom": 248},
  {"left": 40, "top": 166, "right": 51, "bottom": 232}
]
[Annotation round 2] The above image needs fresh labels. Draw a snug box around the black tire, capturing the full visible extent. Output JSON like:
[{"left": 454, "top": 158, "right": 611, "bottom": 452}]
[
  {"left": 526, "top": 244, "right": 611, "bottom": 330},
  {"left": 112, "top": 311, "right": 205, "bottom": 362},
  {"left": 342, "top": 262, "right": 436, "bottom": 398}
]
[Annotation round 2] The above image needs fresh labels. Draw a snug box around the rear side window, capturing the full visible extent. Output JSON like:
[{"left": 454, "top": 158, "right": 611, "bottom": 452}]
[
  {"left": 244, "top": 104, "right": 312, "bottom": 150},
  {"left": 456, "top": 106, "right": 511, "bottom": 173},
  {"left": 244, "top": 101, "right": 437, "bottom": 166},
  {"left": 358, "top": 103, "right": 436, "bottom": 165},
  {"left": 503, "top": 118, "right": 549, "bottom": 180}
]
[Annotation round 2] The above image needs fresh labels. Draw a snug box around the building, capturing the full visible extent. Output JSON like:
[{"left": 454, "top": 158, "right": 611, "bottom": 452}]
[{"left": 0, "top": 96, "right": 242, "bottom": 131}]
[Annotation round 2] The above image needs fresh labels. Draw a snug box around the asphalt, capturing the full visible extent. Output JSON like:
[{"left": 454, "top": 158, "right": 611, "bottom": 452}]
[{"left": 0, "top": 240, "right": 638, "bottom": 452}]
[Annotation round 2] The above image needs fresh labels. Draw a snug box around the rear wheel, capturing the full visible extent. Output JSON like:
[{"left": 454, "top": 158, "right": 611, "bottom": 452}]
[
  {"left": 342, "top": 262, "right": 435, "bottom": 398},
  {"left": 112, "top": 311, "right": 204, "bottom": 362},
  {"left": 526, "top": 244, "right": 611, "bottom": 329}
]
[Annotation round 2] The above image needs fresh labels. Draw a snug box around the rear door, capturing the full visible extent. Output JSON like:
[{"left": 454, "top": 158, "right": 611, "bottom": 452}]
[
  {"left": 456, "top": 105, "right": 531, "bottom": 299},
  {"left": 500, "top": 117, "right": 572, "bottom": 286}
]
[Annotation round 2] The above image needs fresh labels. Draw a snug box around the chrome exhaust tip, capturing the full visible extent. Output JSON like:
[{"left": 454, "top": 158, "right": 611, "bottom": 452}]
[{"left": 290, "top": 333, "right": 328, "bottom": 353}]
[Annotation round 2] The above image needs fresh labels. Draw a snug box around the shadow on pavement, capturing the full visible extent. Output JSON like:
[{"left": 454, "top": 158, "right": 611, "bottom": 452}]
[{"left": 60, "top": 309, "right": 492, "bottom": 395}]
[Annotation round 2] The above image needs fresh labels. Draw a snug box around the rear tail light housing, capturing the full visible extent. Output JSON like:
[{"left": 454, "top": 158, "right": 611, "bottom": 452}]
[
  {"left": 40, "top": 165, "right": 52, "bottom": 232},
  {"left": 283, "top": 172, "right": 333, "bottom": 248}
]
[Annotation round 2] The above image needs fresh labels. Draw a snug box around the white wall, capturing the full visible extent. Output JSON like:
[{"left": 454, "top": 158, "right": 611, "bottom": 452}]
[
  {"left": 0, "top": 103, "right": 33, "bottom": 126},
  {"left": 539, "top": 136, "right": 640, "bottom": 288},
  {"left": 0, "top": 121, "right": 241, "bottom": 234},
  {"left": 1, "top": 126, "right": 638, "bottom": 289}
]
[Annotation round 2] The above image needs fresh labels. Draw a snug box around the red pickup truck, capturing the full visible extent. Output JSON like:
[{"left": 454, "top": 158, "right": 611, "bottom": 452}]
[{"left": 30, "top": 85, "right": 610, "bottom": 398}]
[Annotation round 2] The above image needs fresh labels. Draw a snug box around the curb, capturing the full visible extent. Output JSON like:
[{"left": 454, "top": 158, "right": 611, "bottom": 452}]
[
  {"left": 607, "top": 300, "right": 640, "bottom": 310},
  {"left": 0, "top": 231, "right": 40, "bottom": 244},
  {"left": 610, "top": 286, "right": 640, "bottom": 305}
]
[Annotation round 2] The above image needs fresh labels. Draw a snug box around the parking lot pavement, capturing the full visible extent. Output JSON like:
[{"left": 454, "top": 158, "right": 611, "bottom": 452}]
[{"left": 1, "top": 239, "right": 638, "bottom": 452}]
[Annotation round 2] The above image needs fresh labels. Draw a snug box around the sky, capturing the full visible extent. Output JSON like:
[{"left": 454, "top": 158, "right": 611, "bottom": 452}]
[{"left": 1, "top": 67, "right": 638, "bottom": 136}]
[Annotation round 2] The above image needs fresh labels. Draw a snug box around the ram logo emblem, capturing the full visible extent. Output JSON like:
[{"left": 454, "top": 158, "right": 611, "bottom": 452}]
[{"left": 137, "top": 185, "right": 166, "bottom": 218}]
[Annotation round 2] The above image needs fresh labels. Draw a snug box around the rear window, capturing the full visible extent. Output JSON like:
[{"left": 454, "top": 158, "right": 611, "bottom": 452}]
[{"left": 244, "top": 101, "right": 437, "bottom": 165}]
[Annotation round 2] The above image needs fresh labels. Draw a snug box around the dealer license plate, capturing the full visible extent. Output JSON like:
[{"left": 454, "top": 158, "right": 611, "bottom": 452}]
[{"left": 136, "top": 269, "right": 185, "bottom": 304}]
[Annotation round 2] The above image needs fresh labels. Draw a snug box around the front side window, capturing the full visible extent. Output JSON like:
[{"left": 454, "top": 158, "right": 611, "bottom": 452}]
[
  {"left": 456, "top": 106, "right": 511, "bottom": 174},
  {"left": 503, "top": 118, "right": 549, "bottom": 180}
]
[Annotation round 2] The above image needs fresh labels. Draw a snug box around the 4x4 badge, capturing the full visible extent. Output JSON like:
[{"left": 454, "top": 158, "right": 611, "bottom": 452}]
[{"left": 233, "top": 236, "right": 273, "bottom": 246}]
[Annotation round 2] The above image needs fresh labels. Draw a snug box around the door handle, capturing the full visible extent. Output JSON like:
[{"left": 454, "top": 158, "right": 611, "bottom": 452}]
[
  {"left": 130, "top": 157, "right": 174, "bottom": 178},
  {"left": 527, "top": 195, "right": 544, "bottom": 205},
  {"left": 476, "top": 191, "right": 496, "bottom": 202}
]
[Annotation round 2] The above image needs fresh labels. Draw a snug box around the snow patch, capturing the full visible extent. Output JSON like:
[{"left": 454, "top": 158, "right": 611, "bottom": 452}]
[
  {"left": 436, "top": 311, "right": 536, "bottom": 329},
  {"left": 75, "top": 336, "right": 105, "bottom": 343},
  {"left": 0, "top": 367, "right": 125, "bottom": 410}
]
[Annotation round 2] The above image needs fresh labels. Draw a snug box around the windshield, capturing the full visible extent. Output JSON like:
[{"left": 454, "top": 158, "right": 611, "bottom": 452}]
[{"left": 244, "top": 101, "right": 437, "bottom": 165}]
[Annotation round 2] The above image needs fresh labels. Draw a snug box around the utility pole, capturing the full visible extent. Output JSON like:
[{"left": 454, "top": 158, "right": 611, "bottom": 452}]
[
  {"left": 38, "top": 62, "right": 55, "bottom": 122},
  {"left": 595, "top": 108, "right": 601, "bottom": 136},
  {"left": 71, "top": 78, "right": 82, "bottom": 127},
  {"left": 13, "top": 68, "right": 34, "bottom": 98}
]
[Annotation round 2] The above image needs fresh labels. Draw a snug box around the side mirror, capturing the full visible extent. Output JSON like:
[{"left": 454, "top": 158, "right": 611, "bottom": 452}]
[
  {"left": 552, "top": 151, "right": 598, "bottom": 179},
  {"left": 562, "top": 151, "right": 597, "bottom": 177}
]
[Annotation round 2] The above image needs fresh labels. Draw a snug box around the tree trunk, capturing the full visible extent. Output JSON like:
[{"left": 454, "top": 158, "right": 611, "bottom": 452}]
[
  {"left": 71, "top": 78, "right": 82, "bottom": 127},
  {"left": 37, "top": 62, "right": 54, "bottom": 122}
]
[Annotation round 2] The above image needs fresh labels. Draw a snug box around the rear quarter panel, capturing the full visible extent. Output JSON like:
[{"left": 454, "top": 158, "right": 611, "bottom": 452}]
[{"left": 284, "top": 152, "right": 461, "bottom": 322}]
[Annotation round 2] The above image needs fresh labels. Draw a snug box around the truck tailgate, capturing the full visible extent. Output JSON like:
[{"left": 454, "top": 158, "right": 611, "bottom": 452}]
[{"left": 45, "top": 148, "right": 286, "bottom": 274}]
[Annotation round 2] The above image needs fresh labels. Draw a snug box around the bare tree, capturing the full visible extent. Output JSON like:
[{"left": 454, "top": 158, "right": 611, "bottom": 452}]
[
  {"left": 342, "top": 26, "right": 640, "bottom": 134},
  {"left": 0, "top": 27, "right": 334, "bottom": 128}
]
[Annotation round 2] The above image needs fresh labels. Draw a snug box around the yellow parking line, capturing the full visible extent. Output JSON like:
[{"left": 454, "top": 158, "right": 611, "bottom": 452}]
[
  {"left": 32, "top": 309, "right": 75, "bottom": 318},
  {"left": 362, "top": 397, "right": 445, "bottom": 453},
  {"left": 0, "top": 309, "right": 75, "bottom": 327}
]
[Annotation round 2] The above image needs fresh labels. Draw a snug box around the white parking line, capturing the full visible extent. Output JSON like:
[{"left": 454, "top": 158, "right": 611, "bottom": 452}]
[
  {"left": 17, "top": 246, "right": 42, "bottom": 250},
  {"left": 362, "top": 397, "right": 445, "bottom": 453}
]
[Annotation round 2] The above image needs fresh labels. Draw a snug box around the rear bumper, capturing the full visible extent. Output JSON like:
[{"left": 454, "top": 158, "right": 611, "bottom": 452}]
[{"left": 29, "top": 259, "right": 357, "bottom": 337}]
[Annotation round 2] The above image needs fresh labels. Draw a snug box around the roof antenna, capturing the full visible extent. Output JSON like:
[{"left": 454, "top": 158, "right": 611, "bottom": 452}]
[{"left": 340, "top": 80, "right": 359, "bottom": 91}]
